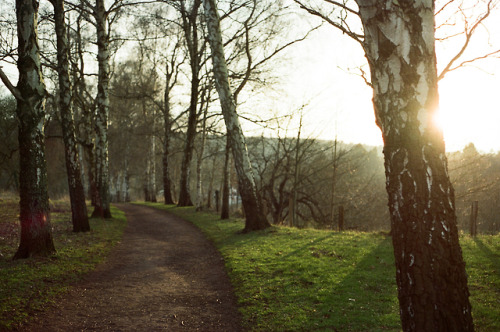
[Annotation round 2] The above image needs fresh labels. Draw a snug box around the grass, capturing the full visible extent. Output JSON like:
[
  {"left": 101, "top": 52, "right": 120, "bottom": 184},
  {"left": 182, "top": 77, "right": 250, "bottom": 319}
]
[
  {"left": 0, "top": 197, "right": 127, "bottom": 330},
  {"left": 139, "top": 202, "right": 500, "bottom": 332},
  {"left": 460, "top": 235, "right": 500, "bottom": 330}
]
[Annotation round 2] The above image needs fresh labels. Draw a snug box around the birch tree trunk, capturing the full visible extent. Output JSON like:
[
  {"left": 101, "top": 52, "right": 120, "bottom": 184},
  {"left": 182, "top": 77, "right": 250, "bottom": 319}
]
[
  {"left": 85, "top": 143, "right": 97, "bottom": 206},
  {"left": 195, "top": 103, "right": 209, "bottom": 211},
  {"left": 203, "top": 0, "right": 269, "bottom": 231},
  {"left": 52, "top": 0, "right": 90, "bottom": 232},
  {"left": 144, "top": 157, "right": 151, "bottom": 201},
  {"left": 12, "top": 0, "right": 56, "bottom": 258},
  {"left": 177, "top": 83, "right": 197, "bottom": 206},
  {"left": 124, "top": 142, "right": 131, "bottom": 202},
  {"left": 162, "top": 70, "right": 175, "bottom": 204},
  {"left": 356, "top": 1, "right": 473, "bottom": 330},
  {"left": 91, "top": 0, "right": 112, "bottom": 218},
  {"left": 71, "top": 14, "right": 98, "bottom": 206},
  {"left": 220, "top": 135, "right": 230, "bottom": 220},
  {"left": 177, "top": 0, "right": 202, "bottom": 207},
  {"left": 143, "top": 101, "right": 151, "bottom": 202},
  {"left": 330, "top": 136, "right": 338, "bottom": 229},
  {"left": 150, "top": 108, "right": 157, "bottom": 203},
  {"left": 206, "top": 149, "right": 217, "bottom": 208}
]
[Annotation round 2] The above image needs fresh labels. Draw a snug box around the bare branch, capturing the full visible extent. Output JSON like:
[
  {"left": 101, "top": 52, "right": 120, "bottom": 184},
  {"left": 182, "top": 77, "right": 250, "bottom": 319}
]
[
  {"left": 65, "top": 0, "right": 95, "bottom": 23},
  {"left": 438, "top": 0, "right": 496, "bottom": 80},
  {"left": 107, "top": 0, "right": 158, "bottom": 15},
  {"left": 250, "top": 23, "right": 323, "bottom": 73},
  {"left": 293, "top": 0, "right": 363, "bottom": 45},
  {"left": 0, "top": 66, "right": 22, "bottom": 100},
  {"left": 435, "top": 0, "right": 454, "bottom": 17},
  {"left": 444, "top": 48, "right": 500, "bottom": 74},
  {"left": 233, "top": 0, "right": 257, "bottom": 102},
  {"left": 359, "top": 66, "right": 372, "bottom": 87},
  {"left": 322, "top": 0, "right": 359, "bottom": 16}
]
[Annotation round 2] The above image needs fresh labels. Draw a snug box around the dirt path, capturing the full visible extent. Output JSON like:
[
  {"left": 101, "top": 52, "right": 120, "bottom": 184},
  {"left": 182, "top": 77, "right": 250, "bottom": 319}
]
[{"left": 22, "top": 204, "right": 242, "bottom": 331}]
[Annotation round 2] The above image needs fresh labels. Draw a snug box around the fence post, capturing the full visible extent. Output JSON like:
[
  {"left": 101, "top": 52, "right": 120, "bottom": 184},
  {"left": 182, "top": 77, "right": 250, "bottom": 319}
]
[{"left": 470, "top": 201, "right": 478, "bottom": 237}]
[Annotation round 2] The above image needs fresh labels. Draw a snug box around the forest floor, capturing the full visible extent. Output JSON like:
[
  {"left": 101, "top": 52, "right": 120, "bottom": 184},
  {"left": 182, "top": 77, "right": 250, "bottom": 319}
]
[{"left": 20, "top": 204, "right": 242, "bottom": 331}]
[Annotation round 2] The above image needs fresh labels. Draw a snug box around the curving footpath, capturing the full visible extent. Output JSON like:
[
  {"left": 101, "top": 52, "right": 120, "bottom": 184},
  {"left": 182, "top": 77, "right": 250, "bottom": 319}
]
[{"left": 23, "top": 204, "right": 242, "bottom": 331}]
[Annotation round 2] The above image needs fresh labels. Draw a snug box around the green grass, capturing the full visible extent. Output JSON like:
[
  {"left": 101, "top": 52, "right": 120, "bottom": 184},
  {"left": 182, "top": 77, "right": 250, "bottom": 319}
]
[
  {"left": 139, "top": 202, "right": 500, "bottom": 331},
  {"left": 0, "top": 199, "right": 127, "bottom": 330},
  {"left": 460, "top": 235, "right": 500, "bottom": 330}
]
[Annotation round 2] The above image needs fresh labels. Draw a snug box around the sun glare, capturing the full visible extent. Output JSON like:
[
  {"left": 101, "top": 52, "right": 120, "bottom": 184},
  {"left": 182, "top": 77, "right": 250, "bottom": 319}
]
[{"left": 437, "top": 68, "right": 500, "bottom": 153}]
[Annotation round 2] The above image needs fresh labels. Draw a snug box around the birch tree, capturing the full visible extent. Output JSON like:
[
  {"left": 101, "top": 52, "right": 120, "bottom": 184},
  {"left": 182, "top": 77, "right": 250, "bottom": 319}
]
[
  {"left": 220, "top": 135, "right": 231, "bottom": 219},
  {"left": 175, "top": 0, "right": 204, "bottom": 207},
  {"left": 90, "top": 0, "right": 112, "bottom": 217},
  {"left": 131, "top": 7, "right": 183, "bottom": 205},
  {"left": 162, "top": 56, "right": 178, "bottom": 204},
  {"left": 69, "top": 11, "right": 98, "bottom": 206},
  {"left": 0, "top": 0, "right": 56, "bottom": 258},
  {"left": 361, "top": 5, "right": 472, "bottom": 327},
  {"left": 69, "top": 0, "right": 138, "bottom": 217},
  {"left": 195, "top": 87, "right": 211, "bottom": 211},
  {"left": 202, "top": 0, "right": 269, "bottom": 231},
  {"left": 50, "top": 0, "right": 90, "bottom": 232},
  {"left": 295, "top": 0, "right": 475, "bottom": 329}
]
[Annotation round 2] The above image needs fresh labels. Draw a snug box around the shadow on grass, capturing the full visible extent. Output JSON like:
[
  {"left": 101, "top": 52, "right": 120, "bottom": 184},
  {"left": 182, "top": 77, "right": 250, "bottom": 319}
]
[
  {"left": 282, "top": 234, "right": 338, "bottom": 259},
  {"left": 133, "top": 202, "right": 401, "bottom": 331},
  {"left": 473, "top": 238, "right": 500, "bottom": 274},
  {"left": 312, "top": 237, "right": 400, "bottom": 331}
]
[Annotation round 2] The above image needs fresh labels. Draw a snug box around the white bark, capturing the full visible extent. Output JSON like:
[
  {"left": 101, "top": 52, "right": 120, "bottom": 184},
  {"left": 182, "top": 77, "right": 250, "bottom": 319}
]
[
  {"left": 92, "top": 0, "right": 112, "bottom": 217},
  {"left": 203, "top": 0, "right": 268, "bottom": 230},
  {"left": 13, "top": 0, "right": 56, "bottom": 258},
  {"left": 356, "top": 1, "right": 473, "bottom": 330},
  {"left": 195, "top": 103, "right": 208, "bottom": 211}
]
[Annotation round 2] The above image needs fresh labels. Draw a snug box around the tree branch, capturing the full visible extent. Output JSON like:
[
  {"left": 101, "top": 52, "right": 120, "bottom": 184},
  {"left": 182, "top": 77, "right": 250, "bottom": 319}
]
[
  {"left": 435, "top": 0, "right": 454, "bottom": 17},
  {"left": 251, "top": 23, "right": 323, "bottom": 73},
  {"left": 438, "top": 0, "right": 496, "bottom": 80},
  {"left": 444, "top": 48, "right": 500, "bottom": 74},
  {"left": 107, "top": 0, "right": 158, "bottom": 15},
  {"left": 0, "top": 66, "right": 22, "bottom": 100},
  {"left": 293, "top": 0, "right": 363, "bottom": 45},
  {"left": 322, "top": 0, "right": 359, "bottom": 16}
]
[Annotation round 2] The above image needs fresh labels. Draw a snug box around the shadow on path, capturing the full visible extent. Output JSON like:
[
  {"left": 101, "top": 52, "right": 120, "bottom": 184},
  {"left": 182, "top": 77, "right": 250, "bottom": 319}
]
[{"left": 23, "top": 204, "right": 242, "bottom": 331}]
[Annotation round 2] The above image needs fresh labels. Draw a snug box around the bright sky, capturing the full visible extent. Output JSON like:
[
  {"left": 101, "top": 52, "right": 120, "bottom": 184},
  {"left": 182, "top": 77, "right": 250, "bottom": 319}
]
[
  {"left": 1, "top": 1, "right": 499, "bottom": 153},
  {"left": 252, "top": 2, "right": 500, "bottom": 153}
]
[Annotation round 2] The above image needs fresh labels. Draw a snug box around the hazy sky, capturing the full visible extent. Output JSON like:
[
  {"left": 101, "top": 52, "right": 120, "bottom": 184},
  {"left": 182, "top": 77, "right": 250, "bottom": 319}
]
[
  {"left": 1, "top": 0, "right": 499, "bottom": 153},
  {"left": 246, "top": 1, "right": 500, "bottom": 153}
]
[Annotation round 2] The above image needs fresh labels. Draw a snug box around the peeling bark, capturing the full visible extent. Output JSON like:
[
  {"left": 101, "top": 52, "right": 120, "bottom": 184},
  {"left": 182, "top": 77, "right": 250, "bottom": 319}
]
[
  {"left": 356, "top": 1, "right": 473, "bottom": 330},
  {"left": 52, "top": 0, "right": 89, "bottom": 232},
  {"left": 13, "top": 0, "right": 56, "bottom": 258},
  {"left": 91, "top": 0, "right": 111, "bottom": 218},
  {"left": 203, "top": 0, "right": 269, "bottom": 231}
]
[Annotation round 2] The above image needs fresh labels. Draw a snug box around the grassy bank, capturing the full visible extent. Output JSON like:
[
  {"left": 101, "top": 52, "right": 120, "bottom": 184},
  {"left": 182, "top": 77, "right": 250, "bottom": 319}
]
[
  {"left": 0, "top": 197, "right": 127, "bottom": 330},
  {"left": 139, "top": 202, "right": 500, "bottom": 331}
]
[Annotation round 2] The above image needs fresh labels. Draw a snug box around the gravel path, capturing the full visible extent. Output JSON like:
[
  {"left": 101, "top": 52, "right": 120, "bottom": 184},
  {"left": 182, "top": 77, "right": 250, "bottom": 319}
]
[{"left": 22, "top": 204, "right": 242, "bottom": 331}]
